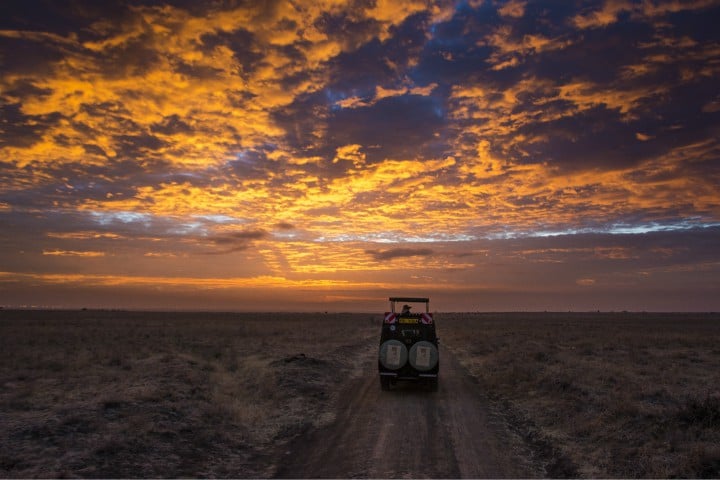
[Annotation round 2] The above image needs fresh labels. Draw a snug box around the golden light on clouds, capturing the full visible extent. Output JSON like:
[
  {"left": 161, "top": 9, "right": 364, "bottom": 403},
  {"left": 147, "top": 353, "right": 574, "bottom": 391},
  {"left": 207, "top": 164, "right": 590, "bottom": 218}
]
[
  {"left": 1, "top": 0, "right": 719, "bottom": 311},
  {"left": 42, "top": 249, "right": 106, "bottom": 257},
  {"left": 0, "top": 270, "right": 384, "bottom": 290}
]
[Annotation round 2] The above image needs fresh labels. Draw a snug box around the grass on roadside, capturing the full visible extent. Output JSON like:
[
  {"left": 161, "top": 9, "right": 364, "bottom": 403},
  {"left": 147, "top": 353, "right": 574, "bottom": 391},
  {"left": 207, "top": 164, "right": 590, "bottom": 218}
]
[
  {"left": 0, "top": 310, "right": 377, "bottom": 478},
  {"left": 442, "top": 312, "right": 720, "bottom": 478}
]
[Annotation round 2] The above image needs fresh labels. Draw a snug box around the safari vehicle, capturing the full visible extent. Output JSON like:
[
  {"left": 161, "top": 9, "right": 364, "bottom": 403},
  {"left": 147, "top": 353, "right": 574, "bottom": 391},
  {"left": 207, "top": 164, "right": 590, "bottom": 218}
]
[{"left": 378, "top": 297, "right": 439, "bottom": 391}]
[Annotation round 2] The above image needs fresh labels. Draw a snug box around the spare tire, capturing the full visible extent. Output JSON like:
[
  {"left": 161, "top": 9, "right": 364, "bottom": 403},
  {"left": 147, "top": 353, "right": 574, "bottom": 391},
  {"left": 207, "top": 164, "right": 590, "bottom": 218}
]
[
  {"left": 408, "top": 341, "right": 438, "bottom": 371},
  {"left": 379, "top": 340, "right": 408, "bottom": 370}
]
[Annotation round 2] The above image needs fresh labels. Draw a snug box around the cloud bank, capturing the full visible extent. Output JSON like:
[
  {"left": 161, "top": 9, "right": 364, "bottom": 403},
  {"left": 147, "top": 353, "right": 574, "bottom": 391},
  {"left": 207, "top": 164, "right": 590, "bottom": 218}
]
[{"left": 1, "top": 0, "right": 719, "bottom": 310}]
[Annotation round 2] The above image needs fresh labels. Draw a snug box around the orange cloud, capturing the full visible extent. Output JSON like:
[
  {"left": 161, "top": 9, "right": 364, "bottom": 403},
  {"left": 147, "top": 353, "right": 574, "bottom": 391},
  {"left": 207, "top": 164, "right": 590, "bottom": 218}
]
[
  {"left": 482, "top": 26, "right": 574, "bottom": 71},
  {"left": 497, "top": 0, "right": 527, "bottom": 18},
  {"left": 333, "top": 144, "right": 366, "bottom": 167},
  {"left": 336, "top": 82, "right": 438, "bottom": 109},
  {"left": 47, "top": 232, "right": 123, "bottom": 240},
  {"left": 42, "top": 249, "right": 105, "bottom": 257},
  {"left": 572, "top": 0, "right": 717, "bottom": 30},
  {"left": 3, "top": 1, "right": 433, "bottom": 171},
  {"left": 572, "top": 0, "right": 630, "bottom": 29},
  {"left": 0, "top": 270, "right": 385, "bottom": 291}
]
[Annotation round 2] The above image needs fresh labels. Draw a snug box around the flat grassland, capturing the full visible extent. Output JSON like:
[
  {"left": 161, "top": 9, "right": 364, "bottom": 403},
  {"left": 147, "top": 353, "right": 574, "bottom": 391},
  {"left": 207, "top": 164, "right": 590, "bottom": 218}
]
[
  {"left": 442, "top": 312, "right": 720, "bottom": 478},
  {"left": 1, "top": 310, "right": 719, "bottom": 478},
  {"left": 0, "top": 310, "right": 377, "bottom": 478}
]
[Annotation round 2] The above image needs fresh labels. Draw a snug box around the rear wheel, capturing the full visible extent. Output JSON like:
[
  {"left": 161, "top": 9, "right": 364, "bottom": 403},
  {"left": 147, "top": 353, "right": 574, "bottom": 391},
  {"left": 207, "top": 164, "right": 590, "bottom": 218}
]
[{"left": 380, "top": 376, "right": 391, "bottom": 390}]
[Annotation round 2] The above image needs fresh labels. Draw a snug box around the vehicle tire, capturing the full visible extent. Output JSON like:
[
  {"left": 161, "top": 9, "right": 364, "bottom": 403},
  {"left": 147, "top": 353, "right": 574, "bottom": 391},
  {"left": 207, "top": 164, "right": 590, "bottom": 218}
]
[
  {"left": 380, "top": 376, "right": 391, "bottom": 391},
  {"left": 379, "top": 340, "right": 408, "bottom": 370},
  {"left": 408, "top": 341, "right": 439, "bottom": 371}
]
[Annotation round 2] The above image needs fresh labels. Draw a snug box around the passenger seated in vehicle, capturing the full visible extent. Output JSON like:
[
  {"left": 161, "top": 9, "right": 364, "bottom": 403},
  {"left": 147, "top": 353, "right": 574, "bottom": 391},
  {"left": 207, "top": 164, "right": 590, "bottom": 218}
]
[{"left": 401, "top": 304, "right": 412, "bottom": 315}]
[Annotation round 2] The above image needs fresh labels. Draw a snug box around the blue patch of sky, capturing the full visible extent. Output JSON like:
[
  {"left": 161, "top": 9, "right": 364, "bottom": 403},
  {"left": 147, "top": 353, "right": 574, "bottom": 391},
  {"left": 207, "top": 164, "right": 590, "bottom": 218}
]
[
  {"left": 410, "top": 14, "right": 491, "bottom": 88},
  {"left": 192, "top": 214, "right": 239, "bottom": 224},
  {"left": 166, "top": 222, "right": 206, "bottom": 236},
  {"left": 226, "top": 143, "right": 279, "bottom": 166},
  {"left": 484, "top": 219, "right": 720, "bottom": 240},
  {"left": 273, "top": 231, "right": 298, "bottom": 239},
  {"left": 317, "top": 219, "right": 720, "bottom": 244},
  {"left": 324, "top": 88, "right": 345, "bottom": 105},
  {"left": 87, "top": 211, "right": 248, "bottom": 237},
  {"left": 88, "top": 211, "right": 153, "bottom": 225}
]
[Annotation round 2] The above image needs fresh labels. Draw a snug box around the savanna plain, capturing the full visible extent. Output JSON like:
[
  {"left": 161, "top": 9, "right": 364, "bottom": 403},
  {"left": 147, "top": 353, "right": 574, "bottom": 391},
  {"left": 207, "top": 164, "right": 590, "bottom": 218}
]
[{"left": 1, "top": 309, "right": 719, "bottom": 478}]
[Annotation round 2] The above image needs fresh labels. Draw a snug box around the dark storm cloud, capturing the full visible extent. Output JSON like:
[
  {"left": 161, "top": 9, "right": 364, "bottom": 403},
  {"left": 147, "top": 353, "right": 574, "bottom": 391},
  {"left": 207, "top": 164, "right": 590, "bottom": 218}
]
[
  {"left": 517, "top": 107, "right": 648, "bottom": 169},
  {"left": 366, "top": 247, "right": 435, "bottom": 261},
  {"left": 503, "top": 10, "right": 720, "bottom": 169},
  {"left": 173, "top": 61, "right": 226, "bottom": 80},
  {"left": 0, "top": 204, "right": 268, "bottom": 261},
  {"left": 200, "top": 28, "right": 264, "bottom": 77},
  {"left": 502, "top": 227, "right": 720, "bottom": 265},
  {"left": 0, "top": 209, "right": 139, "bottom": 269},
  {"left": 2, "top": 2, "right": 163, "bottom": 81},
  {"left": 114, "top": 133, "right": 166, "bottom": 160},
  {"left": 2, "top": 1, "right": 131, "bottom": 35},
  {"left": 417, "top": 226, "right": 720, "bottom": 310},
  {"left": 414, "top": 0, "right": 720, "bottom": 175},
  {"left": 327, "top": 94, "right": 447, "bottom": 162},
  {"left": 323, "top": 11, "right": 435, "bottom": 98},
  {"left": 150, "top": 114, "right": 194, "bottom": 136},
  {"left": 0, "top": 103, "right": 61, "bottom": 148},
  {"left": 270, "top": 90, "right": 327, "bottom": 152},
  {"left": 205, "top": 229, "right": 269, "bottom": 254},
  {"left": 371, "top": 11, "right": 430, "bottom": 69},
  {"left": 213, "top": 229, "right": 268, "bottom": 244},
  {"left": 326, "top": 39, "right": 396, "bottom": 95},
  {"left": 78, "top": 101, "right": 136, "bottom": 128},
  {"left": 222, "top": 148, "right": 278, "bottom": 180},
  {"left": 284, "top": 11, "right": 445, "bottom": 162},
  {"left": 0, "top": 163, "right": 127, "bottom": 210},
  {"left": 0, "top": 34, "right": 67, "bottom": 75},
  {"left": 314, "top": 7, "right": 381, "bottom": 50}
]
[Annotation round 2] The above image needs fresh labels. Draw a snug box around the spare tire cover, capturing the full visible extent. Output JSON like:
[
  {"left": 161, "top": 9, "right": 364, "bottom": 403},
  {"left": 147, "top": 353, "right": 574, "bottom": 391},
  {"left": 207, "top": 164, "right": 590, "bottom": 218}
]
[
  {"left": 379, "top": 340, "right": 408, "bottom": 370},
  {"left": 408, "top": 341, "right": 439, "bottom": 371}
]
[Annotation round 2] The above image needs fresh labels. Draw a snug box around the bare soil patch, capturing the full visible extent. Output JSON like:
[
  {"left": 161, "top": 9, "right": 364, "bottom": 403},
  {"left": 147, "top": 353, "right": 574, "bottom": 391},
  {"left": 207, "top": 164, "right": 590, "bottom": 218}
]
[
  {"left": 0, "top": 310, "right": 376, "bottom": 478},
  {"left": 441, "top": 312, "right": 720, "bottom": 478}
]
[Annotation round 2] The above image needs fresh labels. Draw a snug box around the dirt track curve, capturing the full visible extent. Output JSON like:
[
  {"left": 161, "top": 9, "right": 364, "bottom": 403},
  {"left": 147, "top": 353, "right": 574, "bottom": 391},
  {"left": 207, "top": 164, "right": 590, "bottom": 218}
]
[{"left": 274, "top": 347, "right": 540, "bottom": 478}]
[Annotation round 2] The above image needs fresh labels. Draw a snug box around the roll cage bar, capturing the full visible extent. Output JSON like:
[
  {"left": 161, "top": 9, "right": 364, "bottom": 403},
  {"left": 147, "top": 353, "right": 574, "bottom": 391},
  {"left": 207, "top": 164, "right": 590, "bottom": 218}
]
[{"left": 389, "top": 297, "right": 430, "bottom": 314}]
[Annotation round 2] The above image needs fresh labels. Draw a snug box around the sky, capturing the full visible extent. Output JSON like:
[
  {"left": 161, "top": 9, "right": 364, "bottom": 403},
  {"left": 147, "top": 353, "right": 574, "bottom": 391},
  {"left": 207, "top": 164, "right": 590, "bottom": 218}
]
[{"left": 1, "top": 0, "right": 719, "bottom": 312}]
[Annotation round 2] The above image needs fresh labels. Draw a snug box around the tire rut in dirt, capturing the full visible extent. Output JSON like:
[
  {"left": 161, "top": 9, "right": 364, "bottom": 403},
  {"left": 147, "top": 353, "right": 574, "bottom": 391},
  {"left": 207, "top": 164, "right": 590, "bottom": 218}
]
[{"left": 274, "top": 348, "right": 537, "bottom": 478}]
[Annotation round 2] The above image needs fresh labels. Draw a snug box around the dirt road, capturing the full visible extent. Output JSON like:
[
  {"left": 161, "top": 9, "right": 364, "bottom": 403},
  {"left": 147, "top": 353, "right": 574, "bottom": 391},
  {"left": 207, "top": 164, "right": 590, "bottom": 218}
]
[{"left": 274, "top": 347, "right": 540, "bottom": 478}]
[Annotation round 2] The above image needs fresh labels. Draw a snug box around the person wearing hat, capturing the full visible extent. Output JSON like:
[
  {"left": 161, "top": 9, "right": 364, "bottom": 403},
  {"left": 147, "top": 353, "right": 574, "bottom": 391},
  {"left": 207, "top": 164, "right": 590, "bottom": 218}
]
[{"left": 401, "top": 304, "right": 412, "bottom": 315}]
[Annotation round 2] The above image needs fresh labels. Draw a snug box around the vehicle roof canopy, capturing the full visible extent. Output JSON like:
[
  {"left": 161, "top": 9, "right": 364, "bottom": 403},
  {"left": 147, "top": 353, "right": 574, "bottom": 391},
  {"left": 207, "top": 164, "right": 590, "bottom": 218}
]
[{"left": 389, "top": 297, "right": 430, "bottom": 313}]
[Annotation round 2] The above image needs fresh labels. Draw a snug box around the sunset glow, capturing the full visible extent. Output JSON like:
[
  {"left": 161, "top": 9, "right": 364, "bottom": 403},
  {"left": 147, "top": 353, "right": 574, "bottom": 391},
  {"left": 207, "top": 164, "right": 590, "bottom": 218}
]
[{"left": 2, "top": 1, "right": 719, "bottom": 311}]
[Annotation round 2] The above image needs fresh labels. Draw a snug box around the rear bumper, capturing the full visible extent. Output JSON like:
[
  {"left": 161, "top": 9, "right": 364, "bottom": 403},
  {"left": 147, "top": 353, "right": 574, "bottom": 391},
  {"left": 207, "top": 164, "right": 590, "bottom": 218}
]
[
  {"left": 379, "top": 367, "right": 439, "bottom": 383},
  {"left": 379, "top": 359, "right": 439, "bottom": 374}
]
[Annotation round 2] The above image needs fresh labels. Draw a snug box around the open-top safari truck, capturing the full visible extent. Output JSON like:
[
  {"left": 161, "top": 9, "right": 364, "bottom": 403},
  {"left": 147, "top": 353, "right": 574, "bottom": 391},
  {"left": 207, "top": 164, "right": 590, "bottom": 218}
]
[{"left": 378, "top": 297, "right": 439, "bottom": 391}]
